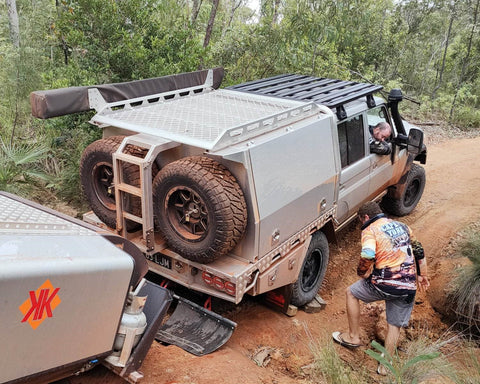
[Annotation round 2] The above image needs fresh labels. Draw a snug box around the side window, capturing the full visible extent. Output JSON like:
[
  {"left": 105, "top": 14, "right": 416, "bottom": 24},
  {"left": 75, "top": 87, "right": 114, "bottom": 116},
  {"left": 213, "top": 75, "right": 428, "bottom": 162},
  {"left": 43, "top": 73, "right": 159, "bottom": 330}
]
[
  {"left": 337, "top": 115, "right": 365, "bottom": 168},
  {"left": 367, "top": 106, "right": 392, "bottom": 134}
]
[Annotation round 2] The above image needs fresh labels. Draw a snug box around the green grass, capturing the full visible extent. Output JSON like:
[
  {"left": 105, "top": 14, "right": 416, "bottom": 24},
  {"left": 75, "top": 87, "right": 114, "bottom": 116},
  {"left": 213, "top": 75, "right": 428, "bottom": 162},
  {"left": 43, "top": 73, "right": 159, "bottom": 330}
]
[
  {"left": 307, "top": 325, "right": 479, "bottom": 384},
  {"left": 448, "top": 224, "right": 480, "bottom": 336},
  {"left": 305, "top": 327, "right": 369, "bottom": 384},
  {"left": 0, "top": 136, "right": 53, "bottom": 198},
  {"left": 366, "top": 335, "right": 457, "bottom": 384}
]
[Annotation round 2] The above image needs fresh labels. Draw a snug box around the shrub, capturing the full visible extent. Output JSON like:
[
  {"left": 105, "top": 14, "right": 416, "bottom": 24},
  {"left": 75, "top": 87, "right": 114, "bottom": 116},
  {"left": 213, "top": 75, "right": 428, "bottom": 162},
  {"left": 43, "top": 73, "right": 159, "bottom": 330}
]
[{"left": 448, "top": 227, "right": 480, "bottom": 336}]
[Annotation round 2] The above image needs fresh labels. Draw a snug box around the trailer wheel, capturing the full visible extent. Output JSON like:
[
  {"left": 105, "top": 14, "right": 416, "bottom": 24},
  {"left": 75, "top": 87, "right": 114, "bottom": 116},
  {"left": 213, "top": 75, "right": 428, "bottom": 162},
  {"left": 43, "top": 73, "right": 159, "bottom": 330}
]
[
  {"left": 382, "top": 164, "right": 426, "bottom": 216},
  {"left": 80, "top": 136, "right": 158, "bottom": 231},
  {"left": 291, "top": 231, "right": 329, "bottom": 307},
  {"left": 153, "top": 156, "right": 247, "bottom": 264}
]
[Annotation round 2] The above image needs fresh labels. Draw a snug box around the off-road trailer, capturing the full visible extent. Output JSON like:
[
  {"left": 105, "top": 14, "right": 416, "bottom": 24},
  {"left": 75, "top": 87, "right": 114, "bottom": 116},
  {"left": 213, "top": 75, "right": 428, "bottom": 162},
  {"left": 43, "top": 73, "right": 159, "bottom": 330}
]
[{"left": 0, "top": 192, "right": 236, "bottom": 384}]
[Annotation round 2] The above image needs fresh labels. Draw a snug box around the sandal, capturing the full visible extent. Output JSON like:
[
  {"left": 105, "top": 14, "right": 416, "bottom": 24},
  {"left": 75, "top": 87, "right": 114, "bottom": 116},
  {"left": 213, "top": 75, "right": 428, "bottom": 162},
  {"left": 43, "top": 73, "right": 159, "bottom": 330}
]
[{"left": 332, "top": 331, "right": 362, "bottom": 349}]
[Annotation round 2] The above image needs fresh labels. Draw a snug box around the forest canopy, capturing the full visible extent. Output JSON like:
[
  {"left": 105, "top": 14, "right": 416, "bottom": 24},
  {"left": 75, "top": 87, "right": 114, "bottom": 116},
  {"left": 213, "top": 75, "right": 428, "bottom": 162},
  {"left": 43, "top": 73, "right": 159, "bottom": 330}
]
[{"left": 1, "top": 0, "right": 479, "bottom": 203}]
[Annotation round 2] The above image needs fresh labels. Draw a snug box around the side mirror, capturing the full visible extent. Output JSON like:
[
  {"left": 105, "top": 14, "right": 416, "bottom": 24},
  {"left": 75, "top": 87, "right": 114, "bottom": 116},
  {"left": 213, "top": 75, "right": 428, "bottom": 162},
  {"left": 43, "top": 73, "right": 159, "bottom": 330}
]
[
  {"left": 407, "top": 128, "right": 423, "bottom": 155},
  {"left": 394, "top": 134, "right": 408, "bottom": 147}
]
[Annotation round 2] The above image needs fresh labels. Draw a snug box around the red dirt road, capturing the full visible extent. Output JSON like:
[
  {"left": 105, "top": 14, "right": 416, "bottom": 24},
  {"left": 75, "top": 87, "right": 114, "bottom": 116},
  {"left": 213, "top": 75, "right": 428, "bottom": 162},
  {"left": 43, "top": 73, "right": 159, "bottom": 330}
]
[{"left": 65, "top": 134, "right": 480, "bottom": 384}]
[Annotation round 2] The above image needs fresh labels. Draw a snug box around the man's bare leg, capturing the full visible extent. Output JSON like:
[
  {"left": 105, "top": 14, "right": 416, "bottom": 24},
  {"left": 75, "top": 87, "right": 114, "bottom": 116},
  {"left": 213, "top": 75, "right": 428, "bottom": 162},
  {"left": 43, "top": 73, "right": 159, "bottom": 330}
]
[
  {"left": 385, "top": 323, "right": 401, "bottom": 357},
  {"left": 377, "top": 323, "right": 401, "bottom": 375},
  {"left": 344, "top": 286, "right": 362, "bottom": 344}
]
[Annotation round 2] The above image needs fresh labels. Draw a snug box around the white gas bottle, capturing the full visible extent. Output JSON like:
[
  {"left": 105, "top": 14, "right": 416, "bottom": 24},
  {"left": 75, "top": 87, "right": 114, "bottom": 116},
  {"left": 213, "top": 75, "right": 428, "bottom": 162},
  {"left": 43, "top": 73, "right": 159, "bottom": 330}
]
[{"left": 113, "top": 295, "right": 147, "bottom": 352}]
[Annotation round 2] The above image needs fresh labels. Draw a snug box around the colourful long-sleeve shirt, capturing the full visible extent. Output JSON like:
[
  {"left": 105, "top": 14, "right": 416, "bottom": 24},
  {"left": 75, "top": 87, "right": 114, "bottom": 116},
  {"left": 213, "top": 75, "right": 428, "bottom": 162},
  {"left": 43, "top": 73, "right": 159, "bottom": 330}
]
[{"left": 357, "top": 214, "right": 417, "bottom": 295}]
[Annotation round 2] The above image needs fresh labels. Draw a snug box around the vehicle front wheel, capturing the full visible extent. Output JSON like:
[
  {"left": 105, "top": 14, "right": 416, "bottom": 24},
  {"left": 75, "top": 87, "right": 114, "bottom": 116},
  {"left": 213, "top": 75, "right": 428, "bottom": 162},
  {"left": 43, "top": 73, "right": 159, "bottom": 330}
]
[
  {"left": 291, "top": 231, "right": 329, "bottom": 307},
  {"left": 382, "top": 163, "right": 426, "bottom": 216}
]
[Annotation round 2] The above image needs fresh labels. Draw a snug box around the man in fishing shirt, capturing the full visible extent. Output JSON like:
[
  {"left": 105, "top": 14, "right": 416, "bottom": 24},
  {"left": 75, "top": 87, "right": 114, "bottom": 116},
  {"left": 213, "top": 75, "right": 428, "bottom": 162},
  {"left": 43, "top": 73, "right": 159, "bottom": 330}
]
[{"left": 333, "top": 202, "right": 430, "bottom": 375}]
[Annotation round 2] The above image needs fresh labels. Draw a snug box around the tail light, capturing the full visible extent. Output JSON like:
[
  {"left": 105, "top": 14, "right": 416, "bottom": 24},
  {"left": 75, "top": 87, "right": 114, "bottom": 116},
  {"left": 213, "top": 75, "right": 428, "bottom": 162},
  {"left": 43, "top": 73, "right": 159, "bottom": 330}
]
[{"left": 202, "top": 271, "right": 236, "bottom": 296}]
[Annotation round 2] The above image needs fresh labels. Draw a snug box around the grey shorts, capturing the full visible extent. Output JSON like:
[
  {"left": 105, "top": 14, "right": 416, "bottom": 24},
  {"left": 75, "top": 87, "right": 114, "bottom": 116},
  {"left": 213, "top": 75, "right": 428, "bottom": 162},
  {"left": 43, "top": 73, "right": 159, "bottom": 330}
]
[{"left": 349, "top": 279, "right": 415, "bottom": 328}]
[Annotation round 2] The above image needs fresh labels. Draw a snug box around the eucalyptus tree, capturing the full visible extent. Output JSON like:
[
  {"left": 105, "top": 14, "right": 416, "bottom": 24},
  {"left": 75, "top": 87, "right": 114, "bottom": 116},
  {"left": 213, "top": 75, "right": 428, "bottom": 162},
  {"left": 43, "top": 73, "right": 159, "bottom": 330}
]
[
  {"left": 5, "top": 0, "right": 20, "bottom": 47},
  {"left": 449, "top": 0, "right": 480, "bottom": 124}
]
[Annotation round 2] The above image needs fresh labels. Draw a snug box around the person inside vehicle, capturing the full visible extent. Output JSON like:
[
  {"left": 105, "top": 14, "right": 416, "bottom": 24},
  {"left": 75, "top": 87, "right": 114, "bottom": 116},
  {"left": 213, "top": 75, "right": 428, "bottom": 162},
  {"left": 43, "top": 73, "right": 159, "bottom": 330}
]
[{"left": 370, "top": 122, "right": 392, "bottom": 155}]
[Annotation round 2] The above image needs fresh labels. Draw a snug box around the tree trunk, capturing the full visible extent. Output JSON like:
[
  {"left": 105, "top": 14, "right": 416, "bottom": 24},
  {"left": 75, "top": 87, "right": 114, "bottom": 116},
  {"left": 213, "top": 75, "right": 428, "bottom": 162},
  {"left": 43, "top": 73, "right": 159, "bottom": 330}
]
[
  {"left": 191, "top": 0, "right": 203, "bottom": 25},
  {"left": 6, "top": 0, "right": 20, "bottom": 48},
  {"left": 222, "top": 0, "right": 243, "bottom": 38},
  {"left": 432, "top": 2, "right": 455, "bottom": 100},
  {"left": 272, "top": 0, "right": 281, "bottom": 25},
  {"left": 203, "top": 0, "right": 219, "bottom": 48},
  {"left": 449, "top": 0, "right": 480, "bottom": 122}
]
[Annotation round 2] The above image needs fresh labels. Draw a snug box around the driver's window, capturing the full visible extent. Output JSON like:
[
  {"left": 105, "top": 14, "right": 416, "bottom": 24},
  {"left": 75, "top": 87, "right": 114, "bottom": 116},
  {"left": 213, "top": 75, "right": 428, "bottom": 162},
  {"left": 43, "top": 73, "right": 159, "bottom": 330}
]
[{"left": 367, "top": 106, "right": 393, "bottom": 139}]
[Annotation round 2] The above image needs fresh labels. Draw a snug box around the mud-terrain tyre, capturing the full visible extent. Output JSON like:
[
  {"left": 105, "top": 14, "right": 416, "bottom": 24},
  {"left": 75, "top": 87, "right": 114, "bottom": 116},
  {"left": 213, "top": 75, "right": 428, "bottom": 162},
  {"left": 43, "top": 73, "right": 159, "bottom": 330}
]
[
  {"left": 153, "top": 156, "right": 247, "bottom": 264},
  {"left": 382, "top": 164, "right": 426, "bottom": 217},
  {"left": 291, "top": 231, "right": 329, "bottom": 307},
  {"left": 80, "top": 136, "right": 157, "bottom": 231}
]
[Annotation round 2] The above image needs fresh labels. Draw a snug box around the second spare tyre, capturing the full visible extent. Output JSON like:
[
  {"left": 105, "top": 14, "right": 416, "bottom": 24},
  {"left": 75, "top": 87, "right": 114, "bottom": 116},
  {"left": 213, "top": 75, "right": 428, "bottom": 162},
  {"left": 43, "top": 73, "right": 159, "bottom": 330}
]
[
  {"left": 80, "top": 136, "right": 157, "bottom": 231},
  {"left": 153, "top": 156, "right": 247, "bottom": 264}
]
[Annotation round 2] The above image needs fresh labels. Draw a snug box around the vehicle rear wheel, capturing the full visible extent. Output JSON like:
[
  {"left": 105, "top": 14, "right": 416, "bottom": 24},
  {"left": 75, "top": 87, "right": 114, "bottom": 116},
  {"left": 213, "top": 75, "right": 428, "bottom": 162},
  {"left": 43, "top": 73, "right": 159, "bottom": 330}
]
[
  {"left": 80, "top": 136, "right": 158, "bottom": 231},
  {"left": 153, "top": 156, "right": 247, "bottom": 264},
  {"left": 382, "top": 164, "right": 426, "bottom": 216},
  {"left": 291, "top": 231, "right": 329, "bottom": 307}
]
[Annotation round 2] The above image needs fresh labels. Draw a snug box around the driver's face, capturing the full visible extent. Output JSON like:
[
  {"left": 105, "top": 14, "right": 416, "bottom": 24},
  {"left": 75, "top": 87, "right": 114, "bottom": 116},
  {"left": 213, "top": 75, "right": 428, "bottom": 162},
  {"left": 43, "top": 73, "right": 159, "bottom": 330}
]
[{"left": 373, "top": 127, "right": 390, "bottom": 141}]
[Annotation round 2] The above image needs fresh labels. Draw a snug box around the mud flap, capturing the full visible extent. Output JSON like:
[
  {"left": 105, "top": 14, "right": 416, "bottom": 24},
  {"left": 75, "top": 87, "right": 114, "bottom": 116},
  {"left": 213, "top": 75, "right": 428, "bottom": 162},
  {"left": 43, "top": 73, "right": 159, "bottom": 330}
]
[{"left": 155, "top": 295, "right": 237, "bottom": 356}]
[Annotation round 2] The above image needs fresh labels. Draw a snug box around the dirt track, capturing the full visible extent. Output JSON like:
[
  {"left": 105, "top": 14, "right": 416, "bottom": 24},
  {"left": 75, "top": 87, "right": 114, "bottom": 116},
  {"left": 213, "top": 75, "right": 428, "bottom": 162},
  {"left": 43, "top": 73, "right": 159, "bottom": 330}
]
[{"left": 65, "top": 134, "right": 480, "bottom": 384}]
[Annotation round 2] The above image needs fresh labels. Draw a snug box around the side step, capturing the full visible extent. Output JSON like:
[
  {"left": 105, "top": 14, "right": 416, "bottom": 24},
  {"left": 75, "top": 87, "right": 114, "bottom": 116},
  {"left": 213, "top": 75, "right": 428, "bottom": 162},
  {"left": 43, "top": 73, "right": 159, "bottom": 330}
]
[{"left": 156, "top": 295, "right": 237, "bottom": 356}]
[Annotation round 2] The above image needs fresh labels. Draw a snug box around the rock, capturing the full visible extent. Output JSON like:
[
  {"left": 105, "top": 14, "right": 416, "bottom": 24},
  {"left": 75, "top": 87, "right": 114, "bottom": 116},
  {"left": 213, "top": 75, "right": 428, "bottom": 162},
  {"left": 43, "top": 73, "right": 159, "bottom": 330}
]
[
  {"left": 252, "top": 346, "right": 273, "bottom": 367},
  {"left": 299, "top": 362, "right": 316, "bottom": 376},
  {"left": 301, "top": 294, "right": 327, "bottom": 313}
]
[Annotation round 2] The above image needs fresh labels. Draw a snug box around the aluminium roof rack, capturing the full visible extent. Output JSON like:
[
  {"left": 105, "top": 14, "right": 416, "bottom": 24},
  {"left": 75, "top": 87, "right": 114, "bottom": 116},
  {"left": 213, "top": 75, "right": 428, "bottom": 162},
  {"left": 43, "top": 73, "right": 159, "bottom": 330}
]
[{"left": 228, "top": 74, "right": 383, "bottom": 120}]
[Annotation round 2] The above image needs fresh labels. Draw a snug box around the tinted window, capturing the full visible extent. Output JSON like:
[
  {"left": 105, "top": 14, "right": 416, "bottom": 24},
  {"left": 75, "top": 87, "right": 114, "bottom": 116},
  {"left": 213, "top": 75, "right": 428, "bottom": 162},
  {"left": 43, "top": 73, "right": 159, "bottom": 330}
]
[{"left": 338, "top": 115, "right": 365, "bottom": 168}]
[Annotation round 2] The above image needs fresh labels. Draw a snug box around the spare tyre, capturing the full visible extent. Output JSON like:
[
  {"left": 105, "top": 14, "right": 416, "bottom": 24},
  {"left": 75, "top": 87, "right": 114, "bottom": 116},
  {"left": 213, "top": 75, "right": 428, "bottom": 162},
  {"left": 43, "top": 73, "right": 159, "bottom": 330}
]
[
  {"left": 80, "top": 136, "right": 157, "bottom": 231},
  {"left": 153, "top": 156, "right": 247, "bottom": 264}
]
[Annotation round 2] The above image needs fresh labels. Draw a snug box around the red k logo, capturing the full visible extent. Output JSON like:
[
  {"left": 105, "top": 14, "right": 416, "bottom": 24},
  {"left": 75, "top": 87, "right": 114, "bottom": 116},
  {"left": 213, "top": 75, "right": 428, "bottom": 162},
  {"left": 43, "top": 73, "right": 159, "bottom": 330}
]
[{"left": 19, "top": 279, "right": 61, "bottom": 330}]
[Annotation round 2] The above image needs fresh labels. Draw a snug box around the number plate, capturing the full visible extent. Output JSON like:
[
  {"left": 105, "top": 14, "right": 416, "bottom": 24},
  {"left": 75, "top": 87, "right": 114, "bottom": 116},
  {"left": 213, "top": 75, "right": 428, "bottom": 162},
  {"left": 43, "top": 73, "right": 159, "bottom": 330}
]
[{"left": 148, "top": 253, "right": 172, "bottom": 269}]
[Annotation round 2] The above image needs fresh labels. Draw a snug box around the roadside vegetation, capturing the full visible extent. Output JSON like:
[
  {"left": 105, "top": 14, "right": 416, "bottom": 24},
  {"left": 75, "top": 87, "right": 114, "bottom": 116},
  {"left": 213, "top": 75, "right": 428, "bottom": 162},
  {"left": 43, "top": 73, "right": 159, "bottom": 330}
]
[
  {"left": 309, "top": 222, "right": 480, "bottom": 384},
  {"left": 310, "top": 331, "right": 479, "bottom": 384},
  {"left": 448, "top": 223, "right": 480, "bottom": 337},
  {"left": 1, "top": 0, "right": 479, "bottom": 206}
]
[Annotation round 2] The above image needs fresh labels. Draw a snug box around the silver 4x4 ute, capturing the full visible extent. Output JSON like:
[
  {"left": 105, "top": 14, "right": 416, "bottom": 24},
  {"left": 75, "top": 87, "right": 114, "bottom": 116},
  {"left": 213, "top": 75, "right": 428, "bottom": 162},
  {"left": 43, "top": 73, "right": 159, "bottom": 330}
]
[{"left": 30, "top": 68, "right": 426, "bottom": 308}]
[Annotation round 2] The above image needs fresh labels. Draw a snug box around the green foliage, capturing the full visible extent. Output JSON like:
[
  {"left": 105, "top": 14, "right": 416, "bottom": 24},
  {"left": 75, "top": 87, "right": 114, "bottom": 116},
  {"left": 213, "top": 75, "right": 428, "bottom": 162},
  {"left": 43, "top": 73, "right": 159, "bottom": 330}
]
[
  {"left": 309, "top": 338, "right": 369, "bottom": 384},
  {"left": 52, "top": 0, "right": 206, "bottom": 84},
  {"left": 41, "top": 113, "right": 101, "bottom": 207},
  {"left": 448, "top": 225, "right": 480, "bottom": 335},
  {"left": 366, "top": 339, "right": 445, "bottom": 384},
  {"left": 1, "top": 0, "right": 479, "bottom": 208},
  {"left": 0, "top": 137, "right": 52, "bottom": 197}
]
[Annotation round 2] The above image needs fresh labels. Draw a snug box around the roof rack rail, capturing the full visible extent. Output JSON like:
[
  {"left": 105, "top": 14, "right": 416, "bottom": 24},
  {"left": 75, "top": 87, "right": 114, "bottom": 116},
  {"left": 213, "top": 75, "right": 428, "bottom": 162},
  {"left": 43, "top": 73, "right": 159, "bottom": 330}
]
[{"left": 228, "top": 74, "right": 383, "bottom": 120}]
